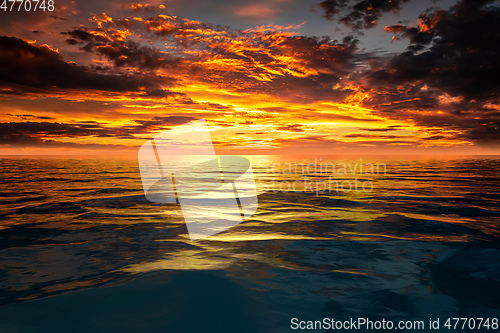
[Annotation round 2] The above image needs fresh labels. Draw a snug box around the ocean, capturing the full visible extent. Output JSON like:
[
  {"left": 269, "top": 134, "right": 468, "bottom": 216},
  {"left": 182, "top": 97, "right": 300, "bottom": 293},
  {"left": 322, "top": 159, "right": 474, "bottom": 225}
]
[{"left": 0, "top": 156, "right": 499, "bottom": 332}]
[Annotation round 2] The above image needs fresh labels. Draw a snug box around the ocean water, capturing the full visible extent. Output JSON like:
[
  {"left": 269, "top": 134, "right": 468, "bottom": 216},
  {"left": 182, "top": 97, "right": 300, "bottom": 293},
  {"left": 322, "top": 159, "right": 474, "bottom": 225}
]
[{"left": 0, "top": 156, "right": 499, "bottom": 332}]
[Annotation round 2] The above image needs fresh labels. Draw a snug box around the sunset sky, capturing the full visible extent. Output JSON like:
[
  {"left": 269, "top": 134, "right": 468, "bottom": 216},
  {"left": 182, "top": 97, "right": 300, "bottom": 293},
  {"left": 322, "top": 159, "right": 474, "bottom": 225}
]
[{"left": 0, "top": 0, "right": 499, "bottom": 155}]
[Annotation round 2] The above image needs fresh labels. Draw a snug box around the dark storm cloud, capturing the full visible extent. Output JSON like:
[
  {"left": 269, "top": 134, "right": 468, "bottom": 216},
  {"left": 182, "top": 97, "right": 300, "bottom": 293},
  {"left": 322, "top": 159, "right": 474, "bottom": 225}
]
[
  {"left": 95, "top": 42, "right": 180, "bottom": 70},
  {"left": 318, "top": 0, "right": 350, "bottom": 19},
  {"left": 463, "top": 120, "right": 500, "bottom": 145},
  {"left": 0, "top": 122, "right": 112, "bottom": 144},
  {"left": 0, "top": 36, "right": 175, "bottom": 97},
  {"left": 0, "top": 116, "right": 200, "bottom": 146},
  {"left": 64, "top": 28, "right": 181, "bottom": 71},
  {"left": 281, "top": 35, "right": 359, "bottom": 72},
  {"left": 359, "top": 0, "right": 500, "bottom": 145},
  {"left": 318, "top": 0, "right": 411, "bottom": 29},
  {"left": 372, "top": 0, "right": 500, "bottom": 102},
  {"left": 0, "top": 131, "right": 131, "bottom": 148},
  {"left": 63, "top": 29, "right": 112, "bottom": 43}
]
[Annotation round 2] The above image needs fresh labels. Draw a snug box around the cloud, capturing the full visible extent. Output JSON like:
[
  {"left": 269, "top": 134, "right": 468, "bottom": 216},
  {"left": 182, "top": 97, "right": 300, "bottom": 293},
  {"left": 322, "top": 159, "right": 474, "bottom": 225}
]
[
  {"left": 318, "top": 0, "right": 349, "bottom": 20},
  {"left": 377, "top": 0, "right": 500, "bottom": 101},
  {"left": 0, "top": 121, "right": 112, "bottom": 145},
  {"left": 62, "top": 26, "right": 182, "bottom": 71},
  {"left": 1, "top": 1, "right": 498, "bottom": 151},
  {"left": 317, "top": 0, "right": 411, "bottom": 29},
  {"left": 59, "top": 15, "right": 362, "bottom": 103},
  {"left": 133, "top": 116, "right": 198, "bottom": 129},
  {"left": 0, "top": 115, "right": 201, "bottom": 147},
  {"left": 191, "top": 33, "right": 361, "bottom": 103},
  {"left": 358, "top": 0, "right": 500, "bottom": 145},
  {"left": 0, "top": 36, "right": 175, "bottom": 97},
  {"left": 6, "top": 114, "right": 55, "bottom": 121}
]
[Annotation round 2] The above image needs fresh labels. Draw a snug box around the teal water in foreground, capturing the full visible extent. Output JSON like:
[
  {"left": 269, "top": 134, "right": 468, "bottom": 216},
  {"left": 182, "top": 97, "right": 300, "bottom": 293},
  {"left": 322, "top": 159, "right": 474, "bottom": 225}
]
[{"left": 0, "top": 156, "right": 499, "bottom": 332}]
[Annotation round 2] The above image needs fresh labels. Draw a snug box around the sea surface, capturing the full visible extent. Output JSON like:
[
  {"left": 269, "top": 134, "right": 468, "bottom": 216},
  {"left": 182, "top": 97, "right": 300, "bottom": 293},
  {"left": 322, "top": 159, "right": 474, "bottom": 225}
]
[{"left": 0, "top": 156, "right": 499, "bottom": 332}]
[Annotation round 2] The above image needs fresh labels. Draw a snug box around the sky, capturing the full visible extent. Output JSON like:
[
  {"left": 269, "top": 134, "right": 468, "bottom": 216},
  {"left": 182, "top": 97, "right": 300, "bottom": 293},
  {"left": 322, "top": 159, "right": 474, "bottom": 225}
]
[{"left": 0, "top": 0, "right": 499, "bottom": 155}]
